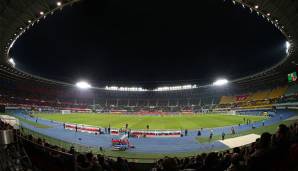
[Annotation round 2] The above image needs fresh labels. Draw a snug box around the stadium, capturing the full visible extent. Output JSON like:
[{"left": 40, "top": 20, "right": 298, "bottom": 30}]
[{"left": 0, "top": 0, "right": 298, "bottom": 171}]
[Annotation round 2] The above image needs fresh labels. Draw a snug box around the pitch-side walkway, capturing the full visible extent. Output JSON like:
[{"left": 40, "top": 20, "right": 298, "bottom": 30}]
[
  {"left": 14, "top": 111, "right": 294, "bottom": 154},
  {"left": 218, "top": 134, "right": 260, "bottom": 149}
]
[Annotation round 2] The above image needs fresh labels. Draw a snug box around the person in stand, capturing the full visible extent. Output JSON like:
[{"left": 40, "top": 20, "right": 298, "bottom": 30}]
[
  {"left": 98, "top": 128, "right": 101, "bottom": 134},
  {"left": 63, "top": 123, "right": 65, "bottom": 129},
  {"left": 75, "top": 124, "right": 78, "bottom": 132},
  {"left": 185, "top": 129, "right": 188, "bottom": 136},
  {"left": 36, "top": 118, "right": 38, "bottom": 123},
  {"left": 222, "top": 131, "right": 225, "bottom": 140}
]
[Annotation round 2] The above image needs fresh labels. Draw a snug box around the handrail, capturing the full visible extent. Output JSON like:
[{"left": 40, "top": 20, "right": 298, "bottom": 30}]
[{"left": 16, "top": 133, "right": 74, "bottom": 157}]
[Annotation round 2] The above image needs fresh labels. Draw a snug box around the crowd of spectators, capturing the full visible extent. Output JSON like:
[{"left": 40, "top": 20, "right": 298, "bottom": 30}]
[
  {"left": 19, "top": 127, "right": 131, "bottom": 171},
  {"left": 0, "top": 120, "right": 33, "bottom": 171},
  {"left": 1, "top": 93, "right": 210, "bottom": 114},
  {"left": 76, "top": 153, "right": 129, "bottom": 171},
  {"left": 278, "top": 95, "right": 298, "bottom": 104},
  {"left": 153, "top": 122, "right": 298, "bottom": 171},
  {"left": 0, "top": 93, "right": 89, "bottom": 112}
]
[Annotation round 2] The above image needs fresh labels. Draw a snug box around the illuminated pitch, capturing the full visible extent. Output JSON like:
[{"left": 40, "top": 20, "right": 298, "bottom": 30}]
[{"left": 33, "top": 113, "right": 266, "bottom": 130}]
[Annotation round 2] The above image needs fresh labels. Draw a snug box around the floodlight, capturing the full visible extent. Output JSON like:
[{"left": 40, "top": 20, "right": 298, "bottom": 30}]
[
  {"left": 76, "top": 81, "right": 91, "bottom": 89},
  {"left": 105, "top": 86, "right": 148, "bottom": 92},
  {"left": 57, "top": 2, "right": 62, "bottom": 6},
  {"left": 40, "top": 11, "right": 44, "bottom": 15},
  {"left": 254, "top": 5, "right": 259, "bottom": 9},
  {"left": 286, "top": 41, "right": 291, "bottom": 53},
  {"left": 286, "top": 41, "right": 291, "bottom": 48},
  {"left": 8, "top": 58, "right": 16, "bottom": 67},
  {"left": 213, "top": 79, "right": 228, "bottom": 86}
]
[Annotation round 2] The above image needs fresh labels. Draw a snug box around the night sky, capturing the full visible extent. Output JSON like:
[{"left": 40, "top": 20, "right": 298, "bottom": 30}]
[{"left": 11, "top": 0, "right": 287, "bottom": 88}]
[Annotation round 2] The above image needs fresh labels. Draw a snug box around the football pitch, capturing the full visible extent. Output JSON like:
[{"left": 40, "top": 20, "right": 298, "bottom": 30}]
[{"left": 33, "top": 113, "right": 266, "bottom": 130}]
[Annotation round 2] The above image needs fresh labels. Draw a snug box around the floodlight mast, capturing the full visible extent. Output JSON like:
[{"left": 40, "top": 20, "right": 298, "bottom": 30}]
[{"left": 76, "top": 81, "right": 91, "bottom": 89}]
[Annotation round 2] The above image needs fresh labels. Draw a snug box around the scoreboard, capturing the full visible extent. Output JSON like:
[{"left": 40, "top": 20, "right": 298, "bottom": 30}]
[{"left": 288, "top": 71, "right": 297, "bottom": 83}]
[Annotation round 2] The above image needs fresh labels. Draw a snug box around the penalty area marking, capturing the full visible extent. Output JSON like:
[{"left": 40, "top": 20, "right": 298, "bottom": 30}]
[{"left": 218, "top": 134, "right": 260, "bottom": 149}]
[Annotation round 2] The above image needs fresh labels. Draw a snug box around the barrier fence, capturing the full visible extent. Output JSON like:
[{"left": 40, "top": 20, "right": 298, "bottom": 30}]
[
  {"left": 19, "top": 127, "right": 184, "bottom": 163},
  {"left": 64, "top": 122, "right": 182, "bottom": 137}
]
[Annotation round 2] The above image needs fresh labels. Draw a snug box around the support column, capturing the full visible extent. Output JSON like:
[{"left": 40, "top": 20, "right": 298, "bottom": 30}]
[{"left": 93, "top": 98, "right": 96, "bottom": 111}]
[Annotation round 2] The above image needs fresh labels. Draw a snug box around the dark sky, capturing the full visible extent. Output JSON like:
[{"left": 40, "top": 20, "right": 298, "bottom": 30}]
[{"left": 11, "top": 0, "right": 287, "bottom": 88}]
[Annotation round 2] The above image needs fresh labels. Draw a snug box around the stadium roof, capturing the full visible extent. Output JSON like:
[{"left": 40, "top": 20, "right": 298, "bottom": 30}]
[{"left": 0, "top": 0, "right": 297, "bottom": 89}]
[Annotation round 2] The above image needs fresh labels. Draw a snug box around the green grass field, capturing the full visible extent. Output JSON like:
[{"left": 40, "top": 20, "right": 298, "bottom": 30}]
[{"left": 33, "top": 113, "right": 266, "bottom": 130}]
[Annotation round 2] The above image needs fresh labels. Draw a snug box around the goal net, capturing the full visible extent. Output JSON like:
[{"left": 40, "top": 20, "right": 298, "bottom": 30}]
[{"left": 61, "top": 110, "right": 71, "bottom": 114}]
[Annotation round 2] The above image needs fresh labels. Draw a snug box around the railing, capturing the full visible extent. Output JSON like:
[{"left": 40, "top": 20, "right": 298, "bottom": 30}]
[
  {"left": 16, "top": 133, "right": 76, "bottom": 171},
  {"left": 19, "top": 127, "right": 170, "bottom": 163}
]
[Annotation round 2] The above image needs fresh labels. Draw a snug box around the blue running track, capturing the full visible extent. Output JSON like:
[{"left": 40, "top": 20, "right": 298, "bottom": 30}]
[{"left": 13, "top": 110, "right": 294, "bottom": 154}]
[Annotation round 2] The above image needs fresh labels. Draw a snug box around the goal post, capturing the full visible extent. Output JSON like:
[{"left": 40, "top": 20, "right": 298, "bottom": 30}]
[{"left": 61, "top": 110, "right": 71, "bottom": 114}]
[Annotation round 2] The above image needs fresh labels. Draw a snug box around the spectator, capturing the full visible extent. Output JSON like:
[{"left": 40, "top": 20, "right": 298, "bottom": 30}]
[{"left": 227, "top": 153, "right": 243, "bottom": 171}]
